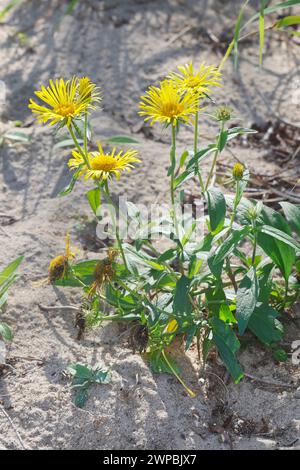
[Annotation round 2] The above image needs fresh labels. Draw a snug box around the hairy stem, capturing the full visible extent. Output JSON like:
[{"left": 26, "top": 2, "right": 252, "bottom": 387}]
[
  {"left": 103, "top": 181, "right": 128, "bottom": 270},
  {"left": 194, "top": 112, "right": 205, "bottom": 193},
  {"left": 205, "top": 120, "right": 225, "bottom": 190}
]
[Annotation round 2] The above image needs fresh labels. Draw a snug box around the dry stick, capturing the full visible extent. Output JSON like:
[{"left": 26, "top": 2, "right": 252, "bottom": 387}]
[
  {"left": 0, "top": 405, "right": 27, "bottom": 450},
  {"left": 38, "top": 304, "right": 81, "bottom": 312},
  {"left": 165, "top": 24, "right": 195, "bottom": 46},
  {"left": 256, "top": 88, "right": 300, "bottom": 131},
  {"left": 244, "top": 373, "right": 296, "bottom": 390}
]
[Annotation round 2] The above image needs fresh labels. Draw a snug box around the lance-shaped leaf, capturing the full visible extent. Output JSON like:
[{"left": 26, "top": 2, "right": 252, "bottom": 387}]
[
  {"left": 212, "top": 226, "right": 250, "bottom": 265},
  {"left": 211, "top": 317, "right": 244, "bottom": 383},
  {"left": 248, "top": 304, "right": 283, "bottom": 346},
  {"left": 236, "top": 266, "right": 259, "bottom": 335},
  {"left": 173, "top": 275, "right": 192, "bottom": 322},
  {"left": 206, "top": 188, "right": 226, "bottom": 234}
]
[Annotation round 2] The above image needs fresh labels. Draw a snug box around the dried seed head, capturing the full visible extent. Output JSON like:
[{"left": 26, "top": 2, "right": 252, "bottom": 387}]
[
  {"left": 129, "top": 324, "right": 149, "bottom": 354},
  {"left": 232, "top": 162, "right": 244, "bottom": 181},
  {"left": 89, "top": 249, "right": 117, "bottom": 296},
  {"left": 48, "top": 255, "right": 68, "bottom": 283}
]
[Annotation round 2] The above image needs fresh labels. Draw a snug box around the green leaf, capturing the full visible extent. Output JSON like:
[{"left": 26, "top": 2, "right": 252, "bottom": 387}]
[
  {"left": 179, "top": 150, "right": 189, "bottom": 168},
  {"left": 174, "top": 146, "right": 216, "bottom": 189},
  {"left": 273, "top": 348, "right": 288, "bottom": 362},
  {"left": 259, "top": 1, "right": 268, "bottom": 65},
  {"left": 218, "top": 130, "right": 228, "bottom": 152},
  {"left": 206, "top": 188, "right": 226, "bottom": 233},
  {"left": 275, "top": 14, "right": 300, "bottom": 28},
  {"left": 58, "top": 165, "right": 82, "bottom": 197},
  {"left": 68, "top": 363, "right": 94, "bottom": 380},
  {"left": 257, "top": 263, "right": 274, "bottom": 303},
  {"left": 105, "top": 135, "right": 139, "bottom": 144},
  {"left": 74, "top": 387, "right": 89, "bottom": 408},
  {"left": 280, "top": 202, "right": 300, "bottom": 237},
  {"left": 236, "top": 266, "right": 259, "bottom": 335},
  {"left": 212, "top": 227, "right": 249, "bottom": 265},
  {"left": 148, "top": 350, "right": 180, "bottom": 375},
  {"left": 93, "top": 368, "right": 111, "bottom": 384},
  {"left": 65, "top": 0, "right": 79, "bottom": 15},
  {"left": 244, "top": 0, "right": 300, "bottom": 31},
  {"left": 0, "top": 256, "right": 23, "bottom": 288},
  {"left": 232, "top": 0, "right": 249, "bottom": 68},
  {"left": 220, "top": 304, "right": 237, "bottom": 324},
  {"left": 248, "top": 304, "right": 283, "bottom": 346},
  {"left": 4, "top": 131, "right": 31, "bottom": 142},
  {"left": 53, "top": 138, "right": 83, "bottom": 150},
  {"left": 86, "top": 188, "right": 101, "bottom": 216},
  {"left": 173, "top": 275, "right": 192, "bottom": 321},
  {"left": 211, "top": 317, "right": 244, "bottom": 383},
  {"left": 0, "top": 0, "right": 24, "bottom": 20},
  {"left": 0, "top": 322, "right": 13, "bottom": 342},
  {"left": 259, "top": 225, "right": 300, "bottom": 251},
  {"left": 257, "top": 206, "right": 296, "bottom": 282}
]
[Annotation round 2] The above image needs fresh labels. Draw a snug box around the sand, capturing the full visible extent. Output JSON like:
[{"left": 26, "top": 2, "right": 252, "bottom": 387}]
[{"left": 0, "top": 0, "right": 300, "bottom": 450}]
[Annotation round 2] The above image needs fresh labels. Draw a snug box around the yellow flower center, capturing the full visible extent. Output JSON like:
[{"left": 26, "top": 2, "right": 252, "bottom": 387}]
[
  {"left": 54, "top": 103, "right": 75, "bottom": 117},
  {"left": 90, "top": 155, "right": 118, "bottom": 172},
  {"left": 161, "top": 101, "right": 184, "bottom": 117},
  {"left": 186, "top": 76, "right": 201, "bottom": 88}
]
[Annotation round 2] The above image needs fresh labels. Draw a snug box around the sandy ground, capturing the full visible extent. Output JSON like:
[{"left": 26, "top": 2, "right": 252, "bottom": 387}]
[{"left": 0, "top": 0, "right": 300, "bottom": 450}]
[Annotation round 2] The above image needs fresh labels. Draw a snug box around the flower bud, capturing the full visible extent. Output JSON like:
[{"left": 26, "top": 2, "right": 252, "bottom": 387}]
[
  {"left": 232, "top": 163, "right": 244, "bottom": 181},
  {"left": 216, "top": 105, "right": 232, "bottom": 122}
]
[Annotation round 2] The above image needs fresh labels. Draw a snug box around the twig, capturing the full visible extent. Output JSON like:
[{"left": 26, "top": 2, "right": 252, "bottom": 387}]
[
  {"left": 0, "top": 226, "right": 11, "bottom": 237},
  {"left": 257, "top": 89, "right": 300, "bottom": 131},
  {"left": 0, "top": 405, "right": 27, "bottom": 450},
  {"left": 166, "top": 24, "right": 195, "bottom": 46},
  {"left": 38, "top": 304, "right": 81, "bottom": 312},
  {"left": 244, "top": 373, "right": 296, "bottom": 390},
  {"left": 205, "top": 370, "right": 230, "bottom": 404}
]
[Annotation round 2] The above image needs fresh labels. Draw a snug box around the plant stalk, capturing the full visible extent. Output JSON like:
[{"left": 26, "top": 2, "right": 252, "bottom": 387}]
[
  {"left": 103, "top": 181, "right": 128, "bottom": 270},
  {"left": 194, "top": 112, "right": 205, "bottom": 193}
]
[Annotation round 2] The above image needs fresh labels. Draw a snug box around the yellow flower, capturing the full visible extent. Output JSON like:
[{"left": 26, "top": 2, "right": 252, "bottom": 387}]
[
  {"left": 139, "top": 79, "right": 200, "bottom": 127},
  {"left": 48, "top": 233, "right": 76, "bottom": 283},
  {"left": 68, "top": 142, "right": 140, "bottom": 181},
  {"left": 29, "top": 76, "right": 101, "bottom": 127},
  {"left": 169, "top": 62, "right": 221, "bottom": 97}
]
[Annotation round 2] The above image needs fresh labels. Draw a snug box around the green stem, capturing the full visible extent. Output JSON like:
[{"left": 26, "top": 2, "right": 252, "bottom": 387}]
[
  {"left": 103, "top": 181, "right": 128, "bottom": 270},
  {"left": 230, "top": 181, "right": 239, "bottom": 229},
  {"left": 84, "top": 112, "right": 88, "bottom": 157},
  {"left": 170, "top": 125, "right": 184, "bottom": 274},
  {"left": 205, "top": 120, "right": 225, "bottom": 191},
  {"left": 194, "top": 112, "right": 205, "bottom": 193},
  {"left": 68, "top": 123, "right": 90, "bottom": 169},
  {"left": 251, "top": 226, "right": 257, "bottom": 266},
  {"left": 161, "top": 350, "right": 196, "bottom": 397}
]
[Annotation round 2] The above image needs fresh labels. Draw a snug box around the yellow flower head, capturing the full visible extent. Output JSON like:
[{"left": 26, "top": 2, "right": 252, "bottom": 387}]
[
  {"left": 29, "top": 76, "right": 101, "bottom": 127},
  {"left": 68, "top": 142, "right": 140, "bottom": 182},
  {"left": 139, "top": 79, "right": 200, "bottom": 127},
  {"left": 169, "top": 62, "right": 221, "bottom": 97},
  {"left": 48, "top": 233, "right": 76, "bottom": 283}
]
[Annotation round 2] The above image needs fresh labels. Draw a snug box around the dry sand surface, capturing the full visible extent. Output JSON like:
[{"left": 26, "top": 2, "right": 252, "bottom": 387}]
[{"left": 0, "top": 0, "right": 300, "bottom": 450}]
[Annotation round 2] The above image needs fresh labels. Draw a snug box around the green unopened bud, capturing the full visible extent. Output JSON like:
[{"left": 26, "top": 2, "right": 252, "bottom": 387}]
[
  {"left": 216, "top": 105, "right": 232, "bottom": 122},
  {"left": 232, "top": 163, "right": 244, "bottom": 181}
]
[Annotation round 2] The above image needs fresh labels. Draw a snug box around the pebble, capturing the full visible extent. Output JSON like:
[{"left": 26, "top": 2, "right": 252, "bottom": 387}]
[{"left": 294, "top": 388, "right": 300, "bottom": 399}]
